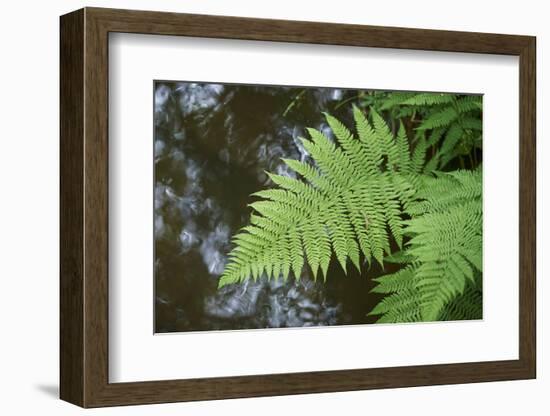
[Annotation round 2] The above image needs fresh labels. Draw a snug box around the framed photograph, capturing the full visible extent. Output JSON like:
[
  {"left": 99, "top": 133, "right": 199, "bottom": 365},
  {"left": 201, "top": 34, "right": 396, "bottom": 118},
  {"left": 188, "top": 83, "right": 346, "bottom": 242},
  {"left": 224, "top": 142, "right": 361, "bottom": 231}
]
[{"left": 60, "top": 7, "right": 536, "bottom": 408}]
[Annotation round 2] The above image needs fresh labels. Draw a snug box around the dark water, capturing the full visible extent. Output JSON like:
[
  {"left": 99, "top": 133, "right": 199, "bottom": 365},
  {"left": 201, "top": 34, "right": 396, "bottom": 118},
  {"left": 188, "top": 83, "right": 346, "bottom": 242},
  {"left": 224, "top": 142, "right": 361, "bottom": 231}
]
[{"left": 154, "top": 81, "right": 389, "bottom": 333}]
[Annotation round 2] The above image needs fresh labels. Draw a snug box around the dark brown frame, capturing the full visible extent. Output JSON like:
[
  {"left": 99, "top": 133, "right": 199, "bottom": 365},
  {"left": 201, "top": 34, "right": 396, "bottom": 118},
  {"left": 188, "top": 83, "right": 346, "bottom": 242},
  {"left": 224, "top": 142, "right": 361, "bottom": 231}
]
[{"left": 60, "top": 7, "right": 536, "bottom": 408}]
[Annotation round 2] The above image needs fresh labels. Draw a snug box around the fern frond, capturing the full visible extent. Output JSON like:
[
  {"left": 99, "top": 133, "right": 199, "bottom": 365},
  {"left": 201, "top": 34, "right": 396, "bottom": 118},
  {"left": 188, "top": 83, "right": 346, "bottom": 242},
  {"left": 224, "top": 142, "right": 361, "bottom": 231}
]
[
  {"left": 375, "top": 92, "right": 482, "bottom": 169},
  {"left": 416, "top": 106, "right": 459, "bottom": 130},
  {"left": 411, "top": 135, "right": 427, "bottom": 174},
  {"left": 402, "top": 93, "right": 455, "bottom": 107},
  {"left": 438, "top": 277, "right": 482, "bottom": 321},
  {"left": 395, "top": 122, "right": 412, "bottom": 173},
  {"left": 454, "top": 95, "right": 482, "bottom": 114},
  {"left": 369, "top": 287, "right": 422, "bottom": 323},
  {"left": 371, "top": 264, "right": 417, "bottom": 293},
  {"left": 219, "top": 108, "right": 416, "bottom": 288},
  {"left": 370, "top": 170, "right": 482, "bottom": 322},
  {"left": 379, "top": 92, "right": 417, "bottom": 110}
]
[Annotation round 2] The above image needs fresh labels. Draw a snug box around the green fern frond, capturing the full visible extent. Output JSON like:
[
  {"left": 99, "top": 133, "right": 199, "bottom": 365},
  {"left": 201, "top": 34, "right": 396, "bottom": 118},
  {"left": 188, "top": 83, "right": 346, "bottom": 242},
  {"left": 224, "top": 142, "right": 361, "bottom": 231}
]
[
  {"left": 371, "top": 264, "right": 417, "bottom": 294},
  {"left": 454, "top": 95, "right": 483, "bottom": 114},
  {"left": 219, "top": 108, "right": 416, "bottom": 288},
  {"left": 416, "top": 106, "right": 459, "bottom": 130},
  {"left": 426, "top": 127, "right": 446, "bottom": 147},
  {"left": 217, "top": 92, "right": 482, "bottom": 325},
  {"left": 375, "top": 92, "right": 482, "bottom": 169},
  {"left": 438, "top": 277, "right": 482, "bottom": 321},
  {"left": 411, "top": 135, "right": 427, "bottom": 174},
  {"left": 370, "top": 170, "right": 482, "bottom": 322},
  {"left": 369, "top": 286, "right": 422, "bottom": 323},
  {"left": 379, "top": 92, "right": 417, "bottom": 111},
  {"left": 402, "top": 93, "right": 455, "bottom": 107}
]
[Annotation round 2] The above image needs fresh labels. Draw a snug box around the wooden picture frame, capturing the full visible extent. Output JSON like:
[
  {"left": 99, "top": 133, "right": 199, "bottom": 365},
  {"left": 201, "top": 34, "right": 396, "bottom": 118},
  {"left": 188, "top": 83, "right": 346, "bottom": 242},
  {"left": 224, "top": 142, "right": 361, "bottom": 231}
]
[{"left": 60, "top": 7, "right": 536, "bottom": 408}]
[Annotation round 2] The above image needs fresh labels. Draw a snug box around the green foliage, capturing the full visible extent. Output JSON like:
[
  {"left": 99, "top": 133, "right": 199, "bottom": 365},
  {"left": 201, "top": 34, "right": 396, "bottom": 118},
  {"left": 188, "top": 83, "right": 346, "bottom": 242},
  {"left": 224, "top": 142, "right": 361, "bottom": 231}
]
[
  {"left": 379, "top": 93, "right": 483, "bottom": 169},
  {"left": 218, "top": 107, "right": 421, "bottom": 288},
  {"left": 219, "top": 91, "right": 483, "bottom": 324},
  {"left": 439, "top": 277, "right": 482, "bottom": 321},
  {"left": 369, "top": 170, "right": 482, "bottom": 322}
]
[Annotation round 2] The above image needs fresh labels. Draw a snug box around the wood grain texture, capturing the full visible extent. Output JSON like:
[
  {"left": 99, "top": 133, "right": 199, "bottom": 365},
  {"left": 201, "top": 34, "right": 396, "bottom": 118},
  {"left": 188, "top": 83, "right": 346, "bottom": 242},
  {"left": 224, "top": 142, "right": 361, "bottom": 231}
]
[
  {"left": 83, "top": 9, "right": 110, "bottom": 406},
  {"left": 59, "top": 7, "right": 537, "bottom": 408},
  {"left": 518, "top": 38, "right": 537, "bottom": 375},
  {"left": 88, "top": 7, "right": 532, "bottom": 54},
  {"left": 59, "top": 8, "right": 84, "bottom": 406}
]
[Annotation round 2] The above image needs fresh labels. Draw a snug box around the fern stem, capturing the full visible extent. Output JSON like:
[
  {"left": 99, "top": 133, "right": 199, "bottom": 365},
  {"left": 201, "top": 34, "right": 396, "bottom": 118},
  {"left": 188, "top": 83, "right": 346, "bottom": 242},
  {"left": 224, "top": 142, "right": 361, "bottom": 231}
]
[
  {"left": 282, "top": 89, "right": 306, "bottom": 117},
  {"left": 334, "top": 94, "right": 360, "bottom": 110}
]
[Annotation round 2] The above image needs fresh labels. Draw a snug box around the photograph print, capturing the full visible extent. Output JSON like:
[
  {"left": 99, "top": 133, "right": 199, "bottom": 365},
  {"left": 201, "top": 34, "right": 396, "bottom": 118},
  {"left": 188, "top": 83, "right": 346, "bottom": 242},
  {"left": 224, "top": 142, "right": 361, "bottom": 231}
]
[{"left": 154, "top": 81, "right": 483, "bottom": 333}]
